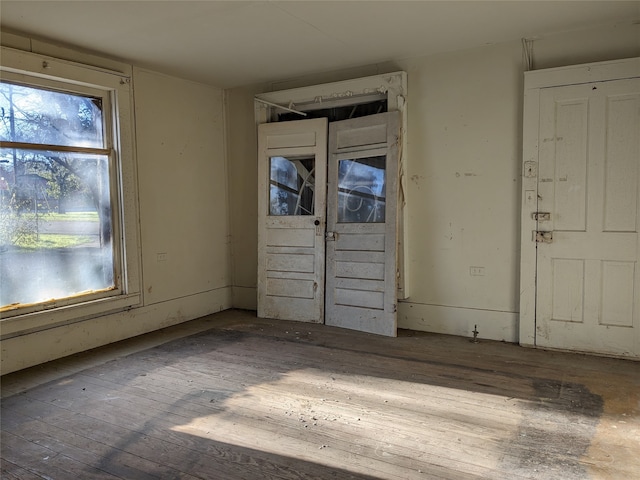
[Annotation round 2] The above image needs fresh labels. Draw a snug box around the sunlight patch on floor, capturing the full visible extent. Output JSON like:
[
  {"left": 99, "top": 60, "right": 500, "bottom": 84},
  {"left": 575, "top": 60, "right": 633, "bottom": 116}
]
[{"left": 172, "top": 368, "right": 525, "bottom": 478}]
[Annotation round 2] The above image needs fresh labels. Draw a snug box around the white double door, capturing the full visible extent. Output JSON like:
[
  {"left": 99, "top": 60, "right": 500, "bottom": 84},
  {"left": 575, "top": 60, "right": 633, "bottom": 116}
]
[
  {"left": 535, "top": 78, "right": 640, "bottom": 356},
  {"left": 257, "top": 112, "right": 400, "bottom": 336}
]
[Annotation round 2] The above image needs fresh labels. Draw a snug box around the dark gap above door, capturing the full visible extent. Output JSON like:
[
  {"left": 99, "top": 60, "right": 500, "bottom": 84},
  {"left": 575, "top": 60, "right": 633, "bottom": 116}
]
[{"left": 277, "top": 99, "right": 387, "bottom": 123}]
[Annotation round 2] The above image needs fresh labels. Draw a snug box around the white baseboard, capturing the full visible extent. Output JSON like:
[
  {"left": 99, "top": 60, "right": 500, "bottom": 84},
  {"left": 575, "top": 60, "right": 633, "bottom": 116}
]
[
  {"left": 1, "top": 286, "right": 232, "bottom": 375},
  {"left": 398, "top": 302, "right": 518, "bottom": 343}
]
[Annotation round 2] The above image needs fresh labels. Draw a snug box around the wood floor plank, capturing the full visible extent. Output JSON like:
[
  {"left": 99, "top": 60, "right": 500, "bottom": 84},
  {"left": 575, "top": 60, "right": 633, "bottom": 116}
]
[
  {"left": 7, "top": 349, "right": 566, "bottom": 478},
  {"left": 4, "top": 389, "right": 379, "bottom": 480},
  {"left": 28, "top": 344, "right": 526, "bottom": 444},
  {"left": 2, "top": 409, "right": 198, "bottom": 480},
  {"left": 1, "top": 430, "right": 122, "bottom": 480},
  {"left": 81, "top": 374, "right": 508, "bottom": 478},
  {"left": 16, "top": 381, "right": 420, "bottom": 479},
  {"left": 2, "top": 311, "right": 638, "bottom": 480},
  {"left": 0, "top": 458, "right": 47, "bottom": 480}
]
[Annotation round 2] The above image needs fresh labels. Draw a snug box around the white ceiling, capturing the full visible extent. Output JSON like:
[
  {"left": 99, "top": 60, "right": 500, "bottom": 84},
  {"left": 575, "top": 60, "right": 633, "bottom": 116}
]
[{"left": 1, "top": 1, "right": 638, "bottom": 88}]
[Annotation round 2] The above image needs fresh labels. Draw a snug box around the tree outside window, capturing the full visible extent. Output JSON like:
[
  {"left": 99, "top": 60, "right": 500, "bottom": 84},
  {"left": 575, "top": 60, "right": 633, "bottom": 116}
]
[{"left": 0, "top": 81, "right": 115, "bottom": 308}]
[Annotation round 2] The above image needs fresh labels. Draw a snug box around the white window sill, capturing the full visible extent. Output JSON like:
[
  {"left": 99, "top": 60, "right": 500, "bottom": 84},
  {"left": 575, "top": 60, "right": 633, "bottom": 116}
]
[{"left": 0, "top": 293, "right": 141, "bottom": 339}]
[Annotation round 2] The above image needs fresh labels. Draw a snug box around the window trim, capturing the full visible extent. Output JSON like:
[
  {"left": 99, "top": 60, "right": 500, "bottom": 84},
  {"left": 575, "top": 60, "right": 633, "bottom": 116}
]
[{"left": 0, "top": 47, "right": 141, "bottom": 334}]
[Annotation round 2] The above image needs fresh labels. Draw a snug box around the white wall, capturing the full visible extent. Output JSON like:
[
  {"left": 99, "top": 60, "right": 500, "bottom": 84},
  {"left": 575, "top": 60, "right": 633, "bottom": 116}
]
[
  {"left": 1, "top": 34, "right": 232, "bottom": 373},
  {"left": 135, "top": 68, "right": 230, "bottom": 304},
  {"left": 397, "top": 24, "right": 638, "bottom": 340},
  {"left": 227, "top": 22, "right": 639, "bottom": 341},
  {"left": 1, "top": 21, "right": 636, "bottom": 373},
  {"left": 397, "top": 41, "right": 523, "bottom": 340},
  {"left": 226, "top": 86, "right": 260, "bottom": 309}
]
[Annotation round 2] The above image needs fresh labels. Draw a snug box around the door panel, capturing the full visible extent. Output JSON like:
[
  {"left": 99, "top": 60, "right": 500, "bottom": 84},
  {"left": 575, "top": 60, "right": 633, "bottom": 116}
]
[
  {"left": 257, "top": 118, "right": 327, "bottom": 322},
  {"left": 325, "top": 112, "right": 400, "bottom": 337},
  {"left": 536, "top": 79, "right": 640, "bottom": 356}
]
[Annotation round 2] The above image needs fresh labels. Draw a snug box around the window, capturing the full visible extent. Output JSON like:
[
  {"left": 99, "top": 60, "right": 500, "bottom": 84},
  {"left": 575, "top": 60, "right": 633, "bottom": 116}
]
[
  {"left": 269, "top": 155, "right": 315, "bottom": 215},
  {"left": 0, "top": 81, "right": 115, "bottom": 306},
  {"left": 0, "top": 48, "right": 140, "bottom": 327},
  {"left": 337, "top": 155, "right": 386, "bottom": 223}
]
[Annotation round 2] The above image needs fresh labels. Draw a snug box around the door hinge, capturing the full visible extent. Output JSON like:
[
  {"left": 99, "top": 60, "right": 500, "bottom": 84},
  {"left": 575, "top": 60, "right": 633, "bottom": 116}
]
[
  {"left": 534, "top": 231, "right": 553, "bottom": 243},
  {"left": 532, "top": 212, "right": 551, "bottom": 221}
]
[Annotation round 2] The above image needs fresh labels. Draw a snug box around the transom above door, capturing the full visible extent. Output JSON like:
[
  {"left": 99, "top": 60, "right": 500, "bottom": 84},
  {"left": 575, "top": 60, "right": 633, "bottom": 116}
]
[{"left": 257, "top": 112, "right": 400, "bottom": 336}]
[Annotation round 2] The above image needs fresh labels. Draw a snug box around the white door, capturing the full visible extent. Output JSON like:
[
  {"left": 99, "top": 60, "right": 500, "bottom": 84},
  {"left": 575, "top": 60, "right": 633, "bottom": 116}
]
[
  {"left": 325, "top": 112, "right": 400, "bottom": 336},
  {"left": 257, "top": 118, "right": 327, "bottom": 322},
  {"left": 535, "top": 78, "right": 640, "bottom": 356}
]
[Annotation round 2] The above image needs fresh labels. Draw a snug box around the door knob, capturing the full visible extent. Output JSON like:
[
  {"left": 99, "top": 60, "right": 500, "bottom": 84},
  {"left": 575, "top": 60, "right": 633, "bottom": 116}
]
[{"left": 314, "top": 219, "right": 320, "bottom": 226}]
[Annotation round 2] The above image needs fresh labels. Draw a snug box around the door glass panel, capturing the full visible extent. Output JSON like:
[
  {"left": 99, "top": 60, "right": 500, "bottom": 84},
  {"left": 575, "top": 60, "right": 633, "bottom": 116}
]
[
  {"left": 269, "top": 156, "right": 315, "bottom": 215},
  {"left": 337, "top": 155, "right": 386, "bottom": 223}
]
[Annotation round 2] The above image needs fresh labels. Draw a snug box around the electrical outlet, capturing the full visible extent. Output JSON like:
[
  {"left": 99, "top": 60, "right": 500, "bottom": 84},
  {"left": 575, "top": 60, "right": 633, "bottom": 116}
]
[
  {"left": 470, "top": 266, "right": 485, "bottom": 276},
  {"left": 157, "top": 252, "right": 168, "bottom": 262}
]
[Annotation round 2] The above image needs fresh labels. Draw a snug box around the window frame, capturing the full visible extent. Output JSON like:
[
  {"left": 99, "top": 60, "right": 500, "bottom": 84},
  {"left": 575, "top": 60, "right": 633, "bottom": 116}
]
[{"left": 0, "top": 47, "right": 141, "bottom": 335}]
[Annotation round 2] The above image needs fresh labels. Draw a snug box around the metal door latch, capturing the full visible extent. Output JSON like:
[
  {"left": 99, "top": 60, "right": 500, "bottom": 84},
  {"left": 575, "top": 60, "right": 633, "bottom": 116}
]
[
  {"left": 534, "top": 231, "right": 553, "bottom": 243},
  {"left": 532, "top": 212, "right": 551, "bottom": 221}
]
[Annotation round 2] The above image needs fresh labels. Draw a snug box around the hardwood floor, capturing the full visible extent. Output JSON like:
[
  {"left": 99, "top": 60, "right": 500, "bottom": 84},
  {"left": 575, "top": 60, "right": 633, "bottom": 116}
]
[{"left": 2, "top": 310, "right": 639, "bottom": 479}]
